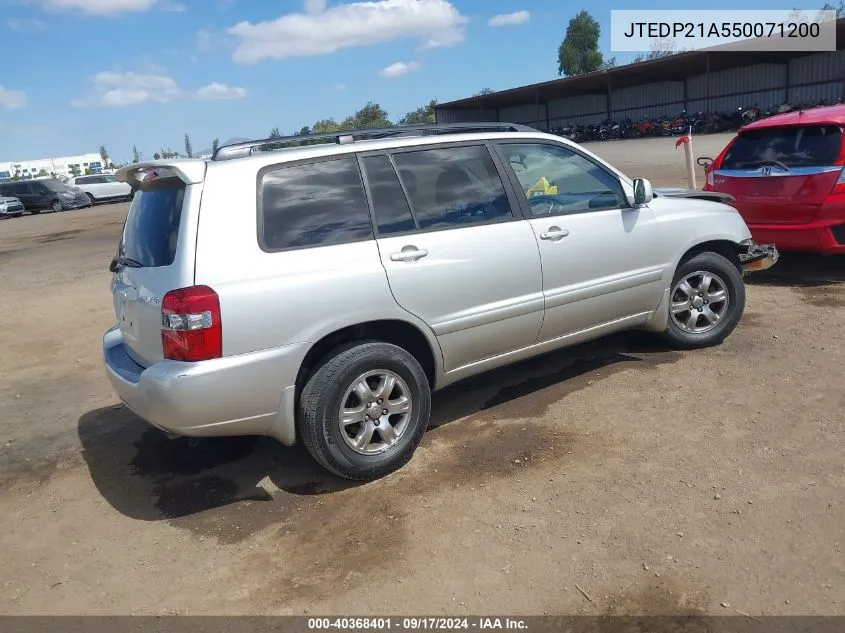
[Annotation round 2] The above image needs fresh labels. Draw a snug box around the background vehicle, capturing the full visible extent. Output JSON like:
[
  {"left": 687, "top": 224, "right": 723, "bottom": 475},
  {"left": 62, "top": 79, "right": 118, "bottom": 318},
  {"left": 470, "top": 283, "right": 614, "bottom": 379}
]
[
  {"left": 67, "top": 174, "right": 134, "bottom": 205},
  {"left": 102, "top": 123, "right": 777, "bottom": 481},
  {"left": 702, "top": 103, "right": 845, "bottom": 254},
  {"left": 0, "top": 178, "right": 90, "bottom": 213},
  {"left": 0, "top": 194, "right": 24, "bottom": 218}
]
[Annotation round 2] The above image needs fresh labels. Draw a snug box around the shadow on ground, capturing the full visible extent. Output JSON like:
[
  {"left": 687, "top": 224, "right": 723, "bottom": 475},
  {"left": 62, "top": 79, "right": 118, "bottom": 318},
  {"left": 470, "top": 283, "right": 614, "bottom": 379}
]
[
  {"left": 78, "top": 331, "right": 679, "bottom": 534},
  {"left": 746, "top": 252, "right": 845, "bottom": 288}
]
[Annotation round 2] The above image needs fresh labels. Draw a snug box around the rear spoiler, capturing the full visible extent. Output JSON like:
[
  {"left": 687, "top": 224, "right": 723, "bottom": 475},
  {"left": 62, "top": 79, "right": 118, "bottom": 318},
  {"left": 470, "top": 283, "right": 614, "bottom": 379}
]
[{"left": 116, "top": 160, "right": 207, "bottom": 188}]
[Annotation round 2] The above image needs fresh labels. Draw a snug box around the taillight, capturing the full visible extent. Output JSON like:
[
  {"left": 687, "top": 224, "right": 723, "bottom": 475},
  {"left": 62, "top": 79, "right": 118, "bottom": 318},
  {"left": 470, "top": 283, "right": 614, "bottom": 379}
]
[{"left": 161, "top": 285, "right": 222, "bottom": 362}]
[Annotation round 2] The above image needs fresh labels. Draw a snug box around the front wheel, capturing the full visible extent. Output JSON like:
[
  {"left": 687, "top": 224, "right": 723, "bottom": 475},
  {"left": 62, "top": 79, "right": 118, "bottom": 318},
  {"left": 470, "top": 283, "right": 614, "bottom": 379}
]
[
  {"left": 298, "top": 341, "right": 431, "bottom": 481},
  {"left": 86, "top": 193, "right": 95, "bottom": 206},
  {"left": 50, "top": 200, "right": 63, "bottom": 213},
  {"left": 663, "top": 251, "right": 745, "bottom": 350}
]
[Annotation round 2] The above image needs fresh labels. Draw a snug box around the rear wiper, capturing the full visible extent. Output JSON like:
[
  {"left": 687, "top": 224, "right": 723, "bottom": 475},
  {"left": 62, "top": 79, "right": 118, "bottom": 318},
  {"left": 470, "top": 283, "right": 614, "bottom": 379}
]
[{"left": 109, "top": 255, "right": 143, "bottom": 272}]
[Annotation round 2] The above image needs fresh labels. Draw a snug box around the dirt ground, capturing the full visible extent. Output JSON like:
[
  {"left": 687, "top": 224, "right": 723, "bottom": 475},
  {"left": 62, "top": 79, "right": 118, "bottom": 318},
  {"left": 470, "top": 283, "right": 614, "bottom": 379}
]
[{"left": 1, "top": 134, "right": 844, "bottom": 617}]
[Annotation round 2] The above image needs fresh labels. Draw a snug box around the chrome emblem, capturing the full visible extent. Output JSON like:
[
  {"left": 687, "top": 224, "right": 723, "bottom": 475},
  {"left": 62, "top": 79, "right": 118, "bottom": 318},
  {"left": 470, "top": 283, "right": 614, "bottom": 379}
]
[{"left": 761, "top": 166, "right": 773, "bottom": 176}]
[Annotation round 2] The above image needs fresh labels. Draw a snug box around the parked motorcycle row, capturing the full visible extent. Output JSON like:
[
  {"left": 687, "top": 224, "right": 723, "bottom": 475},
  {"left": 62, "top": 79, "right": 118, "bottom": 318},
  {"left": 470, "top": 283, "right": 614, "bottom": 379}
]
[{"left": 547, "top": 98, "right": 843, "bottom": 143}]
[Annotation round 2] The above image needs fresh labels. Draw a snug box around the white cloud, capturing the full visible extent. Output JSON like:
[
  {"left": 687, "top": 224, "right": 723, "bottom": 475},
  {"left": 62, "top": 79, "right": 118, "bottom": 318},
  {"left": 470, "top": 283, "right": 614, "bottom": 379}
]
[
  {"left": 70, "top": 70, "right": 246, "bottom": 107},
  {"left": 334, "top": 82, "right": 347, "bottom": 91},
  {"left": 7, "top": 18, "right": 47, "bottom": 30},
  {"left": 228, "top": 0, "right": 468, "bottom": 64},
  {"left": 35, "top": 0, "right": 182, "bottom": 15},
  {"left": 197, "top": 28, "right": 213, "bottom": 52},
  {"left": 379, "top": 61, "right": 420, "bottom": 78},
  {"left": 195, "top": 82, "right": 247, "bottom": 100},
  {"left": 488, "top": 10, "right": 530, "bottom": 27},
  {"left": 0, "top": 86, "right": 27, "bottom": 109},
  {"left": 303, "top": 0, "right": 326, "bottom": 14}
]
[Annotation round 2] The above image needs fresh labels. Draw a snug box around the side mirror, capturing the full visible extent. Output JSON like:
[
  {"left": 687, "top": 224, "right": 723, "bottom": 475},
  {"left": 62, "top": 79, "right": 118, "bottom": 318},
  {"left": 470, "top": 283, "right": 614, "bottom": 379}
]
[{"left": 633, "top": 178, "right": 653, "bottom": 205}]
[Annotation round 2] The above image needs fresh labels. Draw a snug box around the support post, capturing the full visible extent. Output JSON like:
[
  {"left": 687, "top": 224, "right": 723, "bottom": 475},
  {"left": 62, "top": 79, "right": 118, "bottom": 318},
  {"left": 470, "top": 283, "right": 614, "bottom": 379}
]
[{"left": 684, "top": 130, "right": 697, "bottom": 189}]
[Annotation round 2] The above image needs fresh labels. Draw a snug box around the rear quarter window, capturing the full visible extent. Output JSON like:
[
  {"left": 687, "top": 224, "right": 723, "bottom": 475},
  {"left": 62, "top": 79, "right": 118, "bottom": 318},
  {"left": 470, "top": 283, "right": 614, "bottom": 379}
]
[
  {"left": 722, "top": 125, "right": 843, "bottom": 169},
  {"left": 120, "top": 178, "right": 185, "bottom": 267},
  {"left": 259, "top": 156, "right": 373, "bottom": 251}
]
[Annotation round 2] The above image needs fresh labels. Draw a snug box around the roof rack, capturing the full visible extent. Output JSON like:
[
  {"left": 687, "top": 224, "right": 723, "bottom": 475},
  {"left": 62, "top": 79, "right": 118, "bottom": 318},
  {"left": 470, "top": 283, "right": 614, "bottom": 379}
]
[{"left": 210, "top": 122, "right": 537, "bottom": 161}]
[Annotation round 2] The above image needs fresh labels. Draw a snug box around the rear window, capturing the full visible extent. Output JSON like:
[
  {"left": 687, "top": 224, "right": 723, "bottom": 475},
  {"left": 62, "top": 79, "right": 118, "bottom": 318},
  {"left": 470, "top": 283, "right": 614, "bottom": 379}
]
[
  {"left": 722, "top": 125, "right": 843, "bottom": 169},
  {"left": 120, "top": 179, "right": 185, "bottom": 267}
]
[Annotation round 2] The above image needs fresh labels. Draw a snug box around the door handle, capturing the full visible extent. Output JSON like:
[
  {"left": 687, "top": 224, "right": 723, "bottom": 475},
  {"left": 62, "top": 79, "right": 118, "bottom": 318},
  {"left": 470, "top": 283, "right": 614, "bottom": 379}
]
[
  {"left": 540, "top": 227, "right": 570, "bottom": 241},
  {"left": 390, "top": 246, "right": 429, "bottom": 262}
]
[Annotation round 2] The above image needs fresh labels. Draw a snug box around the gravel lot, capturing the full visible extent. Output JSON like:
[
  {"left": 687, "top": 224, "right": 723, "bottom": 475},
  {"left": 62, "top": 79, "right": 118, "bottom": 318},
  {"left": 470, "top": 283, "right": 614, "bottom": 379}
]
[{"left": 1, "top": 133, "right": 844, "bottom": 616}]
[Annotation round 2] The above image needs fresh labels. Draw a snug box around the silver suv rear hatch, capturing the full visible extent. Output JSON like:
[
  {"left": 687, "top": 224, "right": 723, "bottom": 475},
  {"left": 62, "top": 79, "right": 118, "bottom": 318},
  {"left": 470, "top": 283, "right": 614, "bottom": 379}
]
[{"left": 111, "top": 161, "right": 205, "bottom": 367}]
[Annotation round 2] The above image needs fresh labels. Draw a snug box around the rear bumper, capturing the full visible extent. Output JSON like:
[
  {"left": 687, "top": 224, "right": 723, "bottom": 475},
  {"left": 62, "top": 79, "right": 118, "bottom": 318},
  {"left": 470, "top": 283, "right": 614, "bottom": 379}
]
[
  {"left": 748, "top": 221, "right": 845, "bottom": 254},
  {"left": 102, "top": 326, "right": 307, "bottom": 445}
]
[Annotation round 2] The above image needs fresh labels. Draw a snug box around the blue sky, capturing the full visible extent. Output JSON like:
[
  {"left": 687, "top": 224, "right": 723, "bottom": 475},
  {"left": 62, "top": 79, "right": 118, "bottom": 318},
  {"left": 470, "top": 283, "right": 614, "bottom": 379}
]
[{"left": 0, "top": 0, "right": 828, "bottom": 162}]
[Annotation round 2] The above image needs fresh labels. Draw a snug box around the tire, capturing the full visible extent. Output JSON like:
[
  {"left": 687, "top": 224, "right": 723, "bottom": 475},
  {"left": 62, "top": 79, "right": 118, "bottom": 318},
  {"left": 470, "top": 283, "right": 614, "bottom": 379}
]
[
  {"left": 13, "top": 212, "right": 22, "bottom": 218},
  {"left": 50, "top": 200, "right": 63, "bottom": 213},
  {"left": 86, "top": 193, "right": 95, "bottom": 206},
  {"left": 298, "top": 341, "right": 431, "bottom": 481},
  {"left": 29, "top": 209, "right": 40, "bottom": 215},
  {"left": 663, "top": 251, "right": 745, "bottom": 350}
]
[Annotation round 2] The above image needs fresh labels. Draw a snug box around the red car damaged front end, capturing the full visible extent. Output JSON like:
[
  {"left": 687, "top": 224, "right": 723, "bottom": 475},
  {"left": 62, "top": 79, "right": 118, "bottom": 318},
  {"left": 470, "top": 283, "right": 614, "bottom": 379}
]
[{"left": 702, "top": 105, "right": 845, "bottom": 254}]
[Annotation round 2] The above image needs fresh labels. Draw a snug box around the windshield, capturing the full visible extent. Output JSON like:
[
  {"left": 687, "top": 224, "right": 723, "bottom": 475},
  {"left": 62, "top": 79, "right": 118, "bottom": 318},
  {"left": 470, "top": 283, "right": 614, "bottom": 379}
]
[{"left": 722, "top": 125, "right": 843, "bottom": 169}]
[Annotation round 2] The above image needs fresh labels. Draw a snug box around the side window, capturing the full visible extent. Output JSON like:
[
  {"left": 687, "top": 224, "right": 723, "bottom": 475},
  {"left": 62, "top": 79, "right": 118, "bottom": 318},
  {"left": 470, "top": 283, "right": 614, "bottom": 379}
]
[
  {"left": 76, "top": 176, "right": 91, "bottom": 185},
  {"left": 500, "top": 143, "right": 629, "bottom": 216},
  {"left": 361, "top": 155, "right": 415, "bottom": 235},
  {"left": 91, "top": 176, "right": 107, "bottom": 184},
  {"left": 391, "top": 145, "right": 513, "bottom": 231},
  {"left": 260, "top": 156, "right": 373, "bottom": 251}
]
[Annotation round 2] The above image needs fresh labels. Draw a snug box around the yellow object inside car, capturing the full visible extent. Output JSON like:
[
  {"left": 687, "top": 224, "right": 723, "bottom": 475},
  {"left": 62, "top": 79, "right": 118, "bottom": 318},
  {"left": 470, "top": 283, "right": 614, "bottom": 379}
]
[{"left": 525, "top": 176, "right": 557, "bottom": 197}]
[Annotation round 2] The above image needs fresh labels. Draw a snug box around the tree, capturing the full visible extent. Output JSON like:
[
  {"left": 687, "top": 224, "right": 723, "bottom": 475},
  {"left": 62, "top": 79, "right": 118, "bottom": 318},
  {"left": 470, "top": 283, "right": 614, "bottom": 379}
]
[
  {"left": 632, "top": 37, "right": 681, "bottom": 63},
  {"left": 69, "top": 165, "right": 81, "bottom": 176},
  {"left": 312, "top": 119, "right": 343, "bottom": 133},
  {"left": 98, "top": 145, "right": 109, "bottom": 166},
  {"left": 474, "top": 88, "right": 494, "bottom": 96},
  {"left": 400, "top": 99, "right": 438, "bottom": 125},
  {"left": 153, "top": 152, "right": 162, "bottom": 160},
  {"left": 184, "top": 133, "right": 193, "bottom": 158},
  {"left": 37, "top": 168, "right": 48, "bottom": 177},
  {"left": 299, "top": 126, "right": 311, "bottom": 135},
  {"left": 211, "top": 138, "right": 219, "bottom": 154},
  {"left": 132, "top": 145, "right": 140, "bottom": 164},
  {"left": 350, "top": 102, "right": 392, "bottom": 129},
  {"left": 84, "top": 168, "right": 94, "bottom": 175},
  {"left": 557, "top": 10, "right": 605, "bottom": 76},
  {"left": 821, "top": 2, "right": 845, "bottom": 18}
]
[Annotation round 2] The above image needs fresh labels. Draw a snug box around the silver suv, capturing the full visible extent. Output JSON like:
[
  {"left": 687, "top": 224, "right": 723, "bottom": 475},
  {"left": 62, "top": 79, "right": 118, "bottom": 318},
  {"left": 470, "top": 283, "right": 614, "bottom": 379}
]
[{"left": 103, "top": 123, "right": 778, "bottom": 480}]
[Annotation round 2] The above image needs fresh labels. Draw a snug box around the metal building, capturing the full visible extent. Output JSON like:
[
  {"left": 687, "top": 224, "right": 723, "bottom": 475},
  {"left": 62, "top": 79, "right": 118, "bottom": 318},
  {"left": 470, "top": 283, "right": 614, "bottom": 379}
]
[{"left": 435, "top": 21, "right": 845, "bottom": 130}]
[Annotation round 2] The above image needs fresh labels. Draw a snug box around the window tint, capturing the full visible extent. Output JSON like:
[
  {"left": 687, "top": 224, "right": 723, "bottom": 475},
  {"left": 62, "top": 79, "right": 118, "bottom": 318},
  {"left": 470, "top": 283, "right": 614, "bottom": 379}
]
[
  {"left": 261, "top": 157, "right": 373, "bottom": 250},
  {"left": 391, "top": 145, "right": 513, "bottom": 231},
  {"left": 120, "top": 179, "right": 185, "bottom": 268},
  {"left": 722, "top": 125, "right": 843, "bottom": 169},
  {"left": 76, "top": 176, "right": 92, "bottom": 184},
  {"left": 502, "top": 143, "right": 628, "bottom": 216},
  {"left": 361, "top": 155, "right": 416, "bottom": 235}
]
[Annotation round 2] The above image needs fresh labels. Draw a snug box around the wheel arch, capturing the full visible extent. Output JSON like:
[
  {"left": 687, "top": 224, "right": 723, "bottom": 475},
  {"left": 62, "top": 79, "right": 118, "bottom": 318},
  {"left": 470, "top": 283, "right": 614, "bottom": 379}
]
[
  {"left": 678, "top": 239, "right": 743, "bottom": 272},
  {"left": 294, "top": 318, "right": 443, "bottom": 403}
]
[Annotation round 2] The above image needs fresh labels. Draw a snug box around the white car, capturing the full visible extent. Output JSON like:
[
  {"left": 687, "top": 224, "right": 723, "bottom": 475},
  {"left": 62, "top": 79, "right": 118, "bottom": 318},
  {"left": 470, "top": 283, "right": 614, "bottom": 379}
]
[
  {"left": 66, "top": 174, "right": 134, "bottom": 205},
  {"left": 0, "top": 194, "right": 25, "bottom": 217}
]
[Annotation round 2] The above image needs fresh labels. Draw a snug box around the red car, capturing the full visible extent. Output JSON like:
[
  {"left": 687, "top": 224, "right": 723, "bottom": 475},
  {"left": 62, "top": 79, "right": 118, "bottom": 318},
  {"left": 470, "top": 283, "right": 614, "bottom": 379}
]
[{"left": 703, "top": 104, "right": 845, "bottom": 253}]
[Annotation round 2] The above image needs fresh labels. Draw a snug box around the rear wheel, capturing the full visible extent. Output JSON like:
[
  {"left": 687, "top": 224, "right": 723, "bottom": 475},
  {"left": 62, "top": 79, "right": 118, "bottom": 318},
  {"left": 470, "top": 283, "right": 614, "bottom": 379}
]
[
  {"left": 663, "top": 251, "right": 745, "bottom": 349},
  {"left": 298, "top": 341, "right": 431, "bottom": 481},
  {"left": 86, "top": 193, "right": 95, "bottom": 206},
  {"left": 50, "top": 200, "right": 63, "bottom": 213}
]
